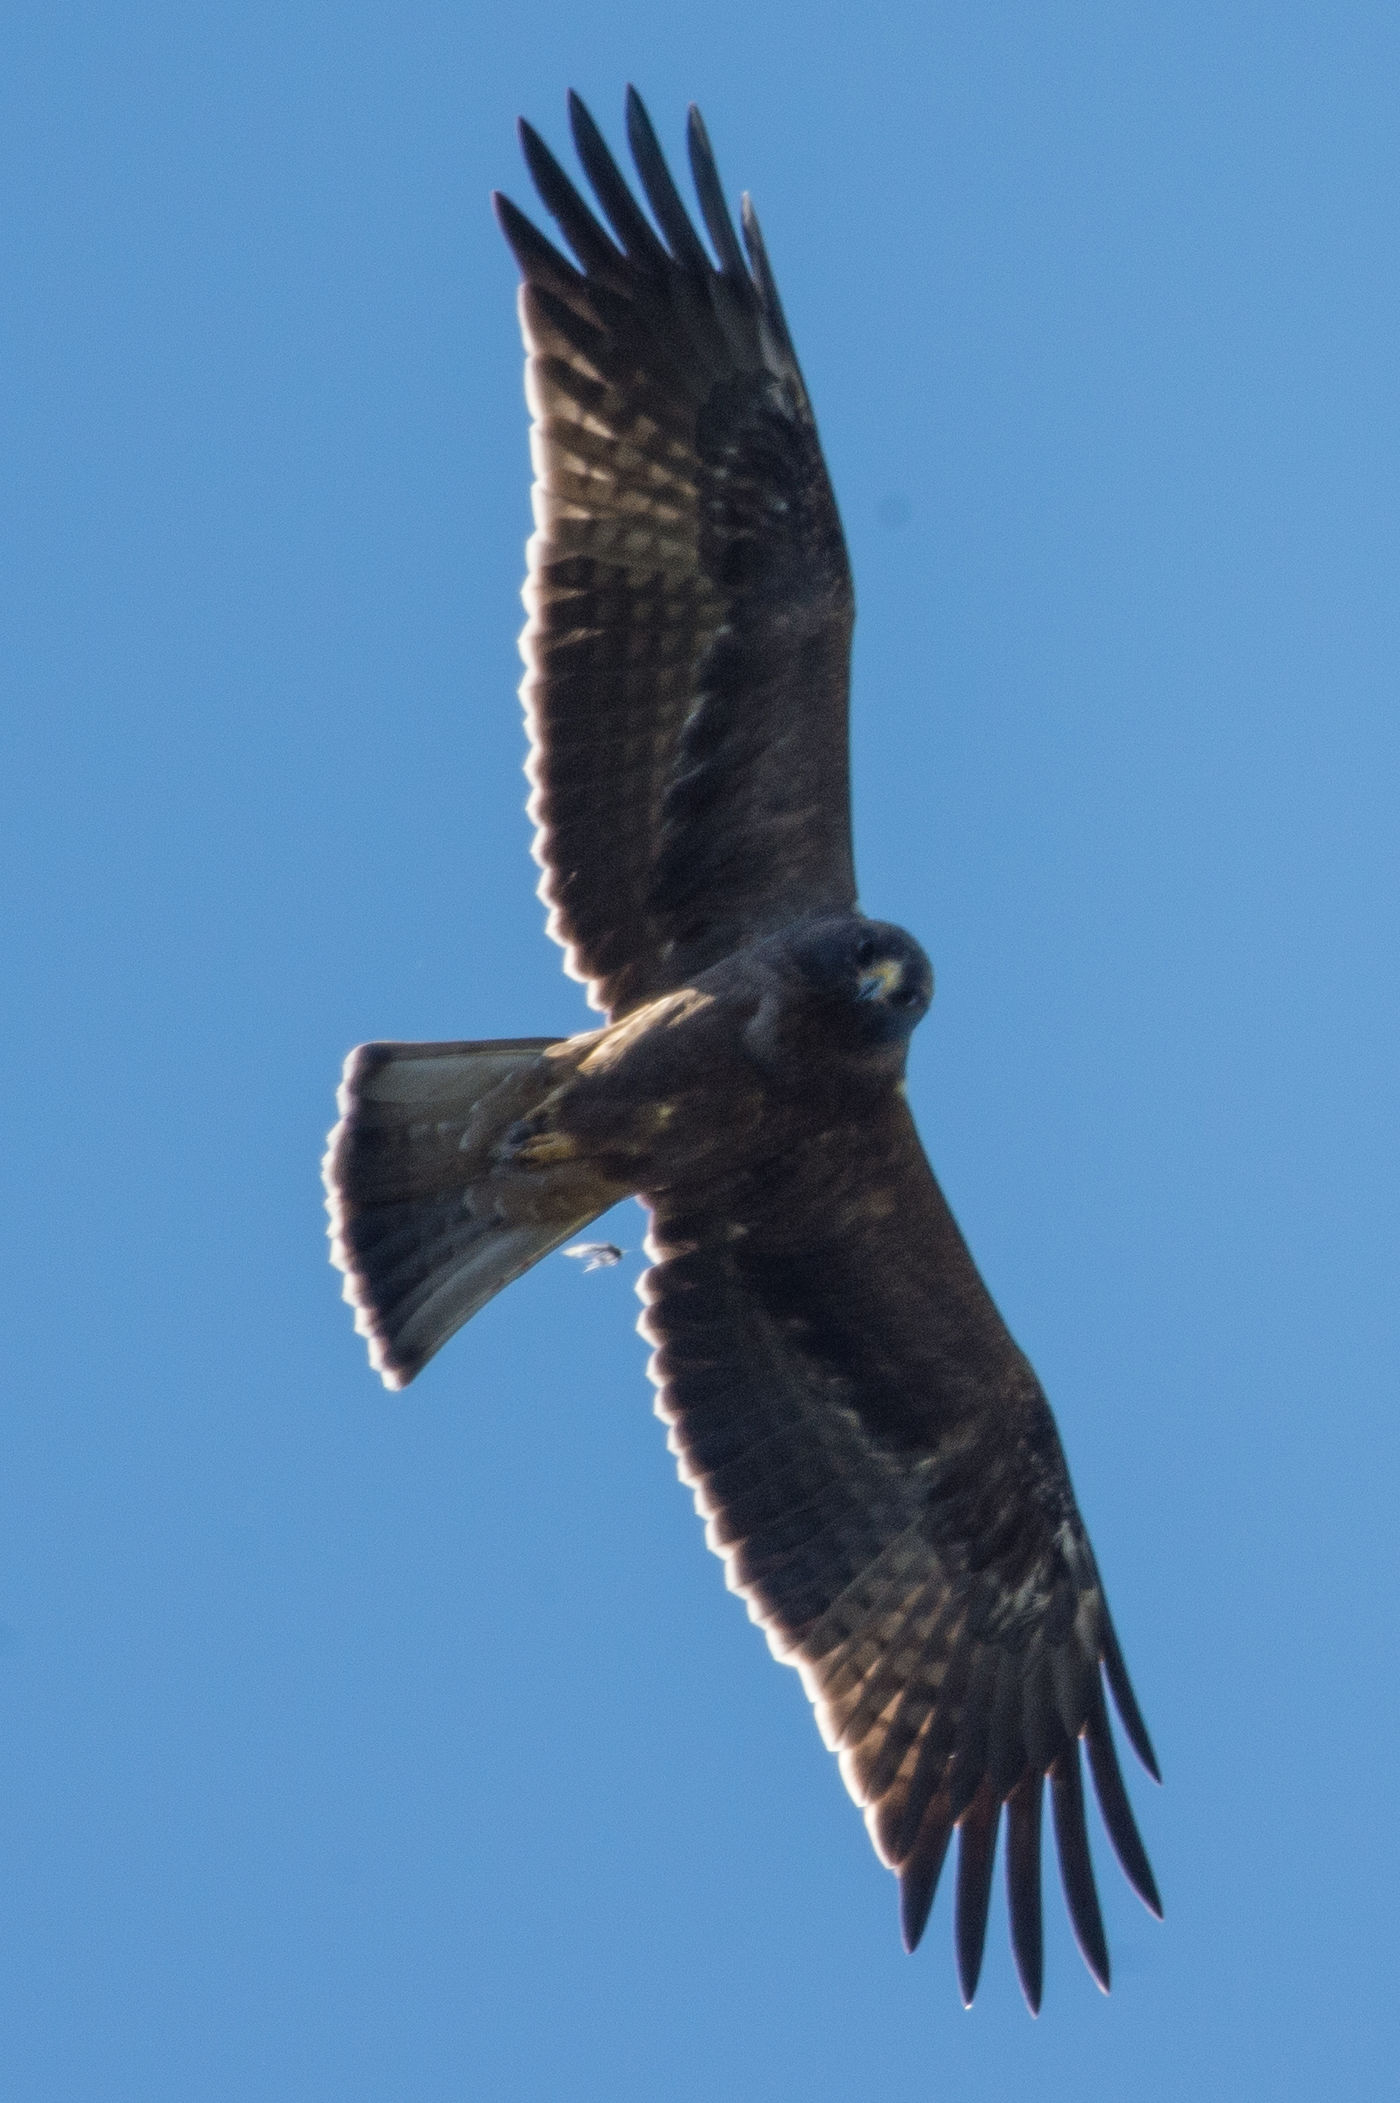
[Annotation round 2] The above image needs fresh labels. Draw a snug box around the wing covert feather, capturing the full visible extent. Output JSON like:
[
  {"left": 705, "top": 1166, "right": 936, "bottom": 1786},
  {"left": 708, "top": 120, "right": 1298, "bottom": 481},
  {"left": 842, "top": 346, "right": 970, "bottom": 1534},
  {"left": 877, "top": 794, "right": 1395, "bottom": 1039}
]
[
  {"left": 638, "top": 1095, "right": 1160, "bottom": 2004},
  {"left": 496, "top": 91, "right": 856, "bottom": 1018}
]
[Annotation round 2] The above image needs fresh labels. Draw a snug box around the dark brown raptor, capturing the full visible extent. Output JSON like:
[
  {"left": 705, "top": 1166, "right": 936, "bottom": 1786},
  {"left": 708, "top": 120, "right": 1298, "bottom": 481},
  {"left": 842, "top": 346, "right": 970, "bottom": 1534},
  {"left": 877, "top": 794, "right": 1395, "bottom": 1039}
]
[{"left": 324, "top": 90, "right": 1161, "bottom": 2013}]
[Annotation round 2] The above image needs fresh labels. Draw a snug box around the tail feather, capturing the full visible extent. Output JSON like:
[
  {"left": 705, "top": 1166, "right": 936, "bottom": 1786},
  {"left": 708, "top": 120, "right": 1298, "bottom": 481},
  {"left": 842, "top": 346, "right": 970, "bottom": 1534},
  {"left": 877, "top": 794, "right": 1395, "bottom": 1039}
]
[{"left": 324, "top": 1038, "right": 614, "bottom": 1387}]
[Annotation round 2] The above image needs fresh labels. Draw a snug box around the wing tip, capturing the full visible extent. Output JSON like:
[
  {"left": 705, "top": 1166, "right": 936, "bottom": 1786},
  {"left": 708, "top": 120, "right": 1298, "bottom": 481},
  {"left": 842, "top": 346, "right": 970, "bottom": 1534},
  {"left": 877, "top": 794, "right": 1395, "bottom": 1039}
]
[
  {"left": 1101, "top": 1617, "right": 1162, "bottom": 1782},
  {"left": 952, "top": 1789, "right": 999, "bottom": 2007},
  {"left": 1005, "top": 1771, "right": 1045, "bottom": 2015},
  {"left": 897, "top": 1806, "right": 952, "bottom": 1955},
  {"left": 1084, "top": 1698, "right": 1164, "bottom": 1920},
  {"left": 1049, "top": 1746, "right": 1112, "bottom": 1993}
]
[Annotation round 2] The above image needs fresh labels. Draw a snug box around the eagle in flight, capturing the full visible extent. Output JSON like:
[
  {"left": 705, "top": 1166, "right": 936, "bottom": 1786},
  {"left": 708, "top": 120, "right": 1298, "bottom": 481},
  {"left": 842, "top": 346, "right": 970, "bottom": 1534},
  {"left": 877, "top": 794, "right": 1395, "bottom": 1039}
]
[{"left": 324, "top": 90, "right": 1161, "bottom": 2013}]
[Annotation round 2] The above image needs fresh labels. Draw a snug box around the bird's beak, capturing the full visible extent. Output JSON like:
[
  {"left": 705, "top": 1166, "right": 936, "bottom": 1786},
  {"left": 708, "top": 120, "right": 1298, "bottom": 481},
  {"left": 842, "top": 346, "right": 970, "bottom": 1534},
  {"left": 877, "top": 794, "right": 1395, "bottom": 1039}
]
[{"left": 857, "top": 958, "right": 902, "bottom": 1002}]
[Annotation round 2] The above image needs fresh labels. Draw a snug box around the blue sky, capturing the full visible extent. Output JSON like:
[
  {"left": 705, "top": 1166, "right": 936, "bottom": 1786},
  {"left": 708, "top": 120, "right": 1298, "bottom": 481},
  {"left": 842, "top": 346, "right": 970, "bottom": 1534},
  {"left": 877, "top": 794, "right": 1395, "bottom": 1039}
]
[{"left": 4, "top": 3, "right": 1399, "bottom": 2096}]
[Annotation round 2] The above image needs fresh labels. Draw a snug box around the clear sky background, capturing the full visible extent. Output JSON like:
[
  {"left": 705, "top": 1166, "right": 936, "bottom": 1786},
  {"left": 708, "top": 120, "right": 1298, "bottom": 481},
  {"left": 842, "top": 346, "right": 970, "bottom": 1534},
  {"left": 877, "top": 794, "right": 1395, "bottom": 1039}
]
[{"left": 4, "top": 3, "right": 1399, "bottom": 2097}]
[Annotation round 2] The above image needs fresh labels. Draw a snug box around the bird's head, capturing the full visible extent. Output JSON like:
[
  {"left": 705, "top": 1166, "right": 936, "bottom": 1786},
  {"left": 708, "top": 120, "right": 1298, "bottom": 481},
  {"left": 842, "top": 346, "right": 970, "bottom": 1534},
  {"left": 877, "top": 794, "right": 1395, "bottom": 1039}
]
[{"left": 776, "top": 916, "right": 934, "bottom": 1050}]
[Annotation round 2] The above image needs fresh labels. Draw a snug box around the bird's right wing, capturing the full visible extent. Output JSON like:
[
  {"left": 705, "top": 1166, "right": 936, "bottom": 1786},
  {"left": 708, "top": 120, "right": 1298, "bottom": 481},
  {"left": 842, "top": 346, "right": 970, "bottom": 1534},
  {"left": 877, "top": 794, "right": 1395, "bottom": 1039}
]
[
  {"left": 495, "top": 91, "right": 856, "bottom": 1021},
  {"left": 638, "top": 1094, "right": 1160, "bottom": 2010}
]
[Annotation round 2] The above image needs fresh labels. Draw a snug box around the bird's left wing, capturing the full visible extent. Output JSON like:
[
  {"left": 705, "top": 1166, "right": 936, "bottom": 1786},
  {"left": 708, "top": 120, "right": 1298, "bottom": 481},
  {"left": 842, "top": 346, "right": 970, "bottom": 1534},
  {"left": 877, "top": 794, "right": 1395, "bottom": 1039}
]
[
  {"left": 495, "top": 92, "right": 856, "bottom": 1020},
  {"left": 639, "top": 1098, "right": 1160, "bottom": 2010}
]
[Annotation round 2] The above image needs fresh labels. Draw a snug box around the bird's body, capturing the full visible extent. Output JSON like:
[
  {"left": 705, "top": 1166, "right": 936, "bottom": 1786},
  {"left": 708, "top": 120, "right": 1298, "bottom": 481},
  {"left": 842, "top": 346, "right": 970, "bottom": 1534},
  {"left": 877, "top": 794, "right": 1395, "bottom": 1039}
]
[
  {"left": 511, "top": 917, "right": 926, "bottom": 1180},
  {"left": 324, "top": 91, "right": 1162, "bottom": 2012}
]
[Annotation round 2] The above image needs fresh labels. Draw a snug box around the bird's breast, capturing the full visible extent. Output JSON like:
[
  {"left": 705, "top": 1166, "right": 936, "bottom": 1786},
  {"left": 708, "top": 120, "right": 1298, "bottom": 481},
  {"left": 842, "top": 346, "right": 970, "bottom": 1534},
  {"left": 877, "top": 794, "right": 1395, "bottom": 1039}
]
[{"left": 557, "top": 976, "right": 897, "bottom": 1197}]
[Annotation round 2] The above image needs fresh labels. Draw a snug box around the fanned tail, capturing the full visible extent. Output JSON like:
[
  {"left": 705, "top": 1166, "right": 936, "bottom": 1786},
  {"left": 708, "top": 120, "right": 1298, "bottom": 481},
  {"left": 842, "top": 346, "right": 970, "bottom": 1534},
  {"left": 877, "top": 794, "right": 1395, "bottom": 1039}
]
[{"left": 323, "top": 1038, "right": 614, "bottom": 1387}]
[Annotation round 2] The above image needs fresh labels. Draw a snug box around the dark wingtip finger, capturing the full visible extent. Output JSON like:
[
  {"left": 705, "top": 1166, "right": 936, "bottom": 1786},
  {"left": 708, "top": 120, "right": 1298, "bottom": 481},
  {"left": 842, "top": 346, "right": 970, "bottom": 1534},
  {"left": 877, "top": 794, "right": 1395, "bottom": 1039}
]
[
  {"left": 568, "top": 91, "right": 670, "bottom": 267},
  {"left": 1050, "top": 1746, "right": 1111, "bottom": 1993},
  {"left": 1084, "top": 1699, "right": 1163, "bottom": 1918},
  {"left": 1101, "top": 1620, "right": 1161, "bottom": 1782},
  {"left": 1005, "top": 1772, "right": 1045, "bottom": 2015},
  {"left": 953, "top": 1788, "right": 1000, "bottom": 2007},
  {"left": 625, "top": 88, "right": 712, "bottom": 272},
  {"left": 686, "top": 105, "right": 748, "bottom": 278},
  {"left": 898, "top": 1804, "right": 952, "bottom": 1954}
]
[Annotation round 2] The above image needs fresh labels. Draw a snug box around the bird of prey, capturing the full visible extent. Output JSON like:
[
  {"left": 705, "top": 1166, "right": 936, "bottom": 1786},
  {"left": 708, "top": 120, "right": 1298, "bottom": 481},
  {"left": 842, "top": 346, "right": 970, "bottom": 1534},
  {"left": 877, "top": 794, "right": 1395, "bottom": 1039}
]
[{"left": 324, "top": 89, "right": 1161, "bottom": 2013}]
